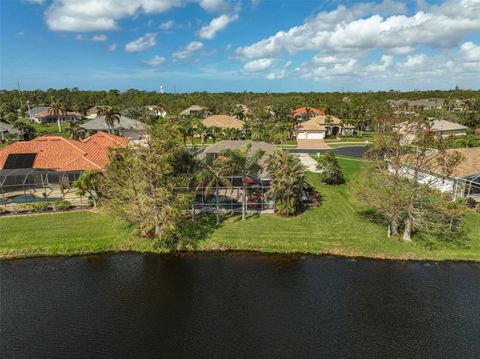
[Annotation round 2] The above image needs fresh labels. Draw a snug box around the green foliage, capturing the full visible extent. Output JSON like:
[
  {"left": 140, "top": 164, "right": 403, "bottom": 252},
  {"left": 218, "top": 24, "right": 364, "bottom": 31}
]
[
  {"left": 266, "top": 150, "right": 307, "bottom": 216},
  {"left": 316, "top": 151, "right": 345, "bottom": 185},
  {"left": 13, "top": 119, "right": 36, "bottom": 140},
  {"left": 220, "top": 144, "right": 264, "bottom": 220},
  {"left": 476, "top": 203, "right": 480, "bottom": 214},
  {"left": 100, "top": 125, "right": 194, "bottom": 241},
  {"left": 53, "top": 200, "right": 72, "bottom": 210},
  {"left": 73, "top": 170, "right": 101, "bottom": 207}
]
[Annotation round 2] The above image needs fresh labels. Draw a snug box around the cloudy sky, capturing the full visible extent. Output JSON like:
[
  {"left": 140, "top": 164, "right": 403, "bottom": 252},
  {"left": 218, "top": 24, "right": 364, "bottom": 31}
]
[{"left": 1, "top": 0, "right": 479, "bottom": 92}]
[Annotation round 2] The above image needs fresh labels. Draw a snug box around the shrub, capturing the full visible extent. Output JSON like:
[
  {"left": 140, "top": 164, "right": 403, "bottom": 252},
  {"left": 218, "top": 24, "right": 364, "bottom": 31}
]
[
  {"left": 0, "top": 206, "right": 9, "bottom": 215},
  {"left": 24, "top": 202, "right": 51, "bottom": 212},
  {"left": 465, "top": 197, "right": 477, "bottom": 209},
  {"left": 53, "top": 200, "right": 72, "bottom": 211},
  {"left": 316, "top": 150, "right": 345, "bottom": 185}
]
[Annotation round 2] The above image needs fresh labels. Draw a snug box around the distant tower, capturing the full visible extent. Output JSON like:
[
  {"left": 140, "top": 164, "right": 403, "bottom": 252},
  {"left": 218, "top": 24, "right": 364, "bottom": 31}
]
[
  {"left": 160, "top": 85, "right": 164, "bottom": 94},
  {"left": 173, "top": 85, "right": 176, "bottom": 94}
]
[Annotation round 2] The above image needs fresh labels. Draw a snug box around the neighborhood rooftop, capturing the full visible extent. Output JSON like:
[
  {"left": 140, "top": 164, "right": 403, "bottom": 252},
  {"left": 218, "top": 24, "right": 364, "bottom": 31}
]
[{"left": 0, "top": 132, "right": 128, "bottom": 171}]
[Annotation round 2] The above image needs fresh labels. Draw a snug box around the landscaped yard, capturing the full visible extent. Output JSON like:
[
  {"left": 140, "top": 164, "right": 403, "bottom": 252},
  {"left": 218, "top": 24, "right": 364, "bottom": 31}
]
[{"left": 1, "top": 157, "right": 479, "bottom": 260}]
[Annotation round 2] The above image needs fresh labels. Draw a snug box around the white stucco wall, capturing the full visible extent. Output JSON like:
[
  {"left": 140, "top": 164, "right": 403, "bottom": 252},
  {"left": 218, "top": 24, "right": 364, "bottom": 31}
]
[{"left": 296, "top": 131, "right": 325, "bottom": 140}]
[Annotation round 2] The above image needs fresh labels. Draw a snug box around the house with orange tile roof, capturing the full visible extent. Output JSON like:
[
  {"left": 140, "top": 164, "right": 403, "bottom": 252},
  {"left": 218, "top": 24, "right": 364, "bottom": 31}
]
[
  {"left": 0, "top": 132, "right": 128, "bottom": 172},
  {"left": 291, "top": 107, "right": 325, "bottom": 120}
]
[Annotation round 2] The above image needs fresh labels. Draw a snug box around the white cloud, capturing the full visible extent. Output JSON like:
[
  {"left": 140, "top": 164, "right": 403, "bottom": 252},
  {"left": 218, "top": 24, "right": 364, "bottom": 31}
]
[
  {"left": 107, "top": 43, "right": 117, "bottom": 52},
  {"left": 16, "top": 30, "right": 25, "bottom": 36},
  {"left": 143, "top": 55, "right": 166, "bottom": 66},
  {"left": 198, "top": 0, "right": 231, "bottom": 13},
  {"left": 172, "top": 41, "right": 204, "bottom": 59},
  {"left": 125, "top": 33, "right": 157, "bottom": 52},
  {"left": 236, "top": 0, "right": 480, "bottom": 60},
  {"left": 45, "top": 0, "right": 186, "bottom": 32},
  {"left": 243, "top": 58, "right": 275, "bottom": 73},
  {"left": 460, "top": 42, "right": 480, "bottom": 62},
  {"left": 226, "top": 43, "right": 232, "bottom": 50},
  {"left": 198, "top": 14, "right": 238, "bottom": 39},
  {"left": 92, "top": 34, "right": 108, "bottom": 42},
  {"left": 159, "top": 20, "right": 176, "bottom": 30},
  {"left": 25, "top": 0, "right": 45, "bottom": 3}
]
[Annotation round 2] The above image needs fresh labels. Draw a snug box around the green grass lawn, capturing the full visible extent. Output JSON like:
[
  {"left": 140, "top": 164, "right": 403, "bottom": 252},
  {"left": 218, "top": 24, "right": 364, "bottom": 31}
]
[
  {"left": 1, "top": 158, "right": 479, "bottom": 261},
  {"left": 32, "top": 122, "right": 71, "bottom": 137}
]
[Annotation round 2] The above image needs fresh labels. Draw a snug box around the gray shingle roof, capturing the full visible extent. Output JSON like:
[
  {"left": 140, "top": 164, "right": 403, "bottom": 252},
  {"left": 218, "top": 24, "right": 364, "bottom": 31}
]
[
  {"left": 432, "top": 119, "right": 467, "bottom": 132},
  {"left": 81, "top": 116, "right": 146, "bottom": 131},
  {"left": 0, "top": 121, "right": 20, "bottom": 134}
]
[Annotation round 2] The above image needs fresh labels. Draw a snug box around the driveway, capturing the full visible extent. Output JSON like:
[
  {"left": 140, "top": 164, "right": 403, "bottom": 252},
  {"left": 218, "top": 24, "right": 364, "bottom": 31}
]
[{"left": 296, "top": 139, "right": 330, "bottom": 150}]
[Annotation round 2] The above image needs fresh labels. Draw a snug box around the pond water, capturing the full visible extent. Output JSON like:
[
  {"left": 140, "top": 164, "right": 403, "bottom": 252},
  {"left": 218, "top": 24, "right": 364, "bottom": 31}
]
[{"left": 1, "top": 253, "right": 480, "bottom": 358}]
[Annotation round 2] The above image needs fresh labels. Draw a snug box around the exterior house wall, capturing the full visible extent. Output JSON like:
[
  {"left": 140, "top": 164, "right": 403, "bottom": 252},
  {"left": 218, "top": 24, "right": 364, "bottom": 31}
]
[
  {"left": 390, "top": 163, "right": 457, "bottom": 193},
  {"left": 296, "top": 131, "right": 325, "bottom": 140},
  {"left": 438, "top": 129, "right": 467, "bottom": 138}
]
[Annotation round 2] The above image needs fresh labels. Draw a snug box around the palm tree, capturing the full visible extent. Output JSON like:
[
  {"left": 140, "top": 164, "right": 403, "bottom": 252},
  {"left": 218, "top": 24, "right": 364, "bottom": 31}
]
[
  {"left": 195, "top": 157, "right": 232, "bottom": 224},
  {"left": 221, "top": 144, "right": 264, "bottom": 220},
  {"left": 176, "top": 119, "right": 195, "bottom": 146},
  {"left": 196, "top": 122, "right": 209, "bottom": 147},
  {"left": 66, "top": 119, "right": 83, "bottom": 140},
  {"left": 48, "top": 97, "right": 64, "bottom": 133},
  {"left": 98, "top": 106, "right": 121, "bottom": 133},
  {"left": 265, "top": 150, "right": 307, "bottom": 216}
]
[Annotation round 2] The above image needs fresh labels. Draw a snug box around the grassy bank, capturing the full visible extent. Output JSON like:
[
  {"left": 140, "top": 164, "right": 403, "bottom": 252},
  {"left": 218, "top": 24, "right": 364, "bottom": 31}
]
[{"left": 1, "top": 158, "right": 479, "bottom": 261}]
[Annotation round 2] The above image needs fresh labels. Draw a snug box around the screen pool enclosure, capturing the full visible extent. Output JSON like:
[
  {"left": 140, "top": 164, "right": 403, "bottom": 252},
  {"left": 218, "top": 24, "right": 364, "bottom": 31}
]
[{"left": 0, "top": 168, "right": 85, "bottom": 207}]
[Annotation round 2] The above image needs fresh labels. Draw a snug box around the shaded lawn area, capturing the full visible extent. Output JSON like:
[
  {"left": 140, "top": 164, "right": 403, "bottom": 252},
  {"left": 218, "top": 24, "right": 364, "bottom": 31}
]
[{"left": 1, "top": 157, "right": 480, "bottom": 260}]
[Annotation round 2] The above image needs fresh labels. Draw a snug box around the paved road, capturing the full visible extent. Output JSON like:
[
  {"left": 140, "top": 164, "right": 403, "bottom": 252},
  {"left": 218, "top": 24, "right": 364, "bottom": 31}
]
[{"left": 289, "top": 145, "right": 368, "bottom": 159}]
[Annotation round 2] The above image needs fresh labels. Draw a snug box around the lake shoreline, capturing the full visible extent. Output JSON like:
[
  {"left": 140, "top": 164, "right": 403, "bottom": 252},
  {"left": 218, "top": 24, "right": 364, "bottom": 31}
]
[{"left": 2, "top": 247, "right": 480, "bottom": 264}]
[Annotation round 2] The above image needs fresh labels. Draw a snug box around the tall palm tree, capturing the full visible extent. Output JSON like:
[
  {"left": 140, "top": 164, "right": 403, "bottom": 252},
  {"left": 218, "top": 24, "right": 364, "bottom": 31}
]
[
  {"left": 221, "top": 144, "right": 264, "bottom": 220},
  {"left": 98, "top": 106, "right": 121, "bottom": 133},
  {"left": 48, "top": 97, "right": 64, "bottom": 133},
  {"left": 195, "top": 157, "right": 232, "bottom": 224}
]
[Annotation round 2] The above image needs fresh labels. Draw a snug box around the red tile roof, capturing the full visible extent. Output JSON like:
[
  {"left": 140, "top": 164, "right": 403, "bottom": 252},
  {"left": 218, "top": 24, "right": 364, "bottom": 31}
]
[
  {"left": 0, "top": 132, "right": 128, "bottom": 171},
  {"left": 291, "top": 107, "right": 325, "bottom": 116}
]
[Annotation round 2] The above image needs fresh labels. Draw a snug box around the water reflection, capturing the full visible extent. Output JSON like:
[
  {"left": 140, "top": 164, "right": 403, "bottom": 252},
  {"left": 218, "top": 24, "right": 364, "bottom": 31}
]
[{"left": 1, "top": 253, "right": 479, "bottom": 358}]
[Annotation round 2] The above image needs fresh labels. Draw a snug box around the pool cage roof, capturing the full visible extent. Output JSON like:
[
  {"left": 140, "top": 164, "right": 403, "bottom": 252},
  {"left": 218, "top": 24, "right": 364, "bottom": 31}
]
[{"left": 0, "top": 168, "right": 81, "bottom": 189}]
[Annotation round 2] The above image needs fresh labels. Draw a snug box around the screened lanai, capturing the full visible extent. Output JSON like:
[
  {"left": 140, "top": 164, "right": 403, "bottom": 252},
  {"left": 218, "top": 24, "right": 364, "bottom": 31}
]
[
  {"left": 193, "top": 175, "right": 274, "bottom": 213},
  {"left": 0, "top": 168, "right": 85, "bottom": 207}
]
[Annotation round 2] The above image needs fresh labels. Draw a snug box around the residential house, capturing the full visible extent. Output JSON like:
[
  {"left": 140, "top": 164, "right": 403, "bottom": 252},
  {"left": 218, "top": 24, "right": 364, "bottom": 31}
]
[
  {"left": 81, "top": 116, "right": 147, "bottom": 140},
  {"left": 291, "top": 107, "right": 324, "bottom": 121},
  {"left": 0, "top": 122, "right": 21, "bottom": 142},
  {"left": 395, "top": 147, "right": 480, "bottom": 202},
  {"left": 394, "top": 119, "right": 467, "bottom": 142},
  {"left": 0, "top": 132, "right": 129, "bottom": 205},
  {"left": 29, "top": 106, "right": 82, "bottom": 124},
  {"left": 202, "top": 115, "right": 244, "bottom": 130},
  {"left": 0, "top": 132, "right": 128, "bottom": 172},
  {"left": 295, "top": 115, "right": 348, "bottom": 139},
  {"left": 180, "top": 105, "right": 207, "bottom": 117},
  {"left": 146, "top": 105, "right": 167, "bottom": 118}
]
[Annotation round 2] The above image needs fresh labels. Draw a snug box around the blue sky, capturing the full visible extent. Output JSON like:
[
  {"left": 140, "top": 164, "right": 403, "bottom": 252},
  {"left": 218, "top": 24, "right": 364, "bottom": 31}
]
[{"left": 1, "top": 0, "right": 479, "bottom": 92}]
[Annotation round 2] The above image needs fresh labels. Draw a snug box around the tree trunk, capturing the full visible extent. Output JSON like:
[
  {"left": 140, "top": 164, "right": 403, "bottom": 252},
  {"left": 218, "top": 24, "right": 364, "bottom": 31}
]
[
  {"left": 215, "top": 181, "right": 220, "bottom": 225},
  {"left": 403, "top": 219, "right": 412, "bottom": 241},
  {"left": 242, "top": 175, "right": 247, "bottom": 220},
  {"left": 57, "top": 115, "right": 62, "bottom": 133}
]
